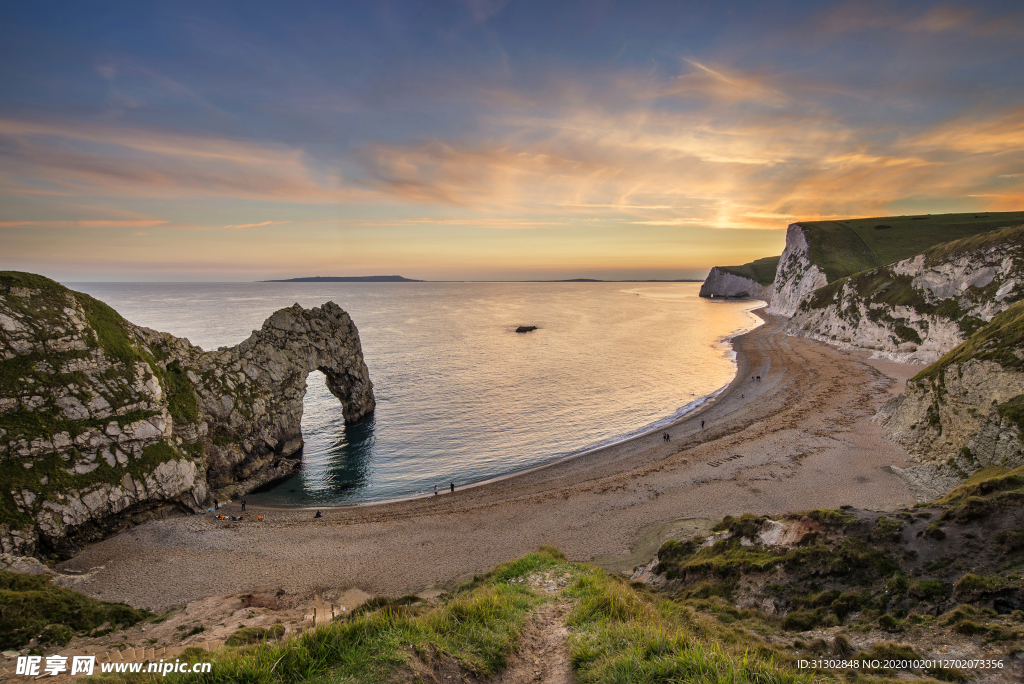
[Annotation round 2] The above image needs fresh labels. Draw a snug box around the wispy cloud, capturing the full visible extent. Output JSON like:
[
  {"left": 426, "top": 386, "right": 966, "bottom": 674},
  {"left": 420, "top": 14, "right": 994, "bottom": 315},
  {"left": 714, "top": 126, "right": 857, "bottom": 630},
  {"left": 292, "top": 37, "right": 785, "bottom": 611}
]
[
  {"left": 648, "top": 59, "right": 788, "bottom": 106},
  {"left": 0, "top": 219, "right": 168, "bottom": 228},
  {"left": 0, "top": 118, "right": 351, "bottom": 203},
  {"left": 221, "top": 220, "right": 291, "bottom": 230}
]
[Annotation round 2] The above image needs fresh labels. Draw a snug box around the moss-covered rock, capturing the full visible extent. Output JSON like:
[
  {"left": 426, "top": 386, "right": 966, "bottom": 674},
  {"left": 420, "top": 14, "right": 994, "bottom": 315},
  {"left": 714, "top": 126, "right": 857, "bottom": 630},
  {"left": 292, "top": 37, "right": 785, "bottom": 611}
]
[{"left": 0, "top": 272, "right": 374, "bottom": 558}]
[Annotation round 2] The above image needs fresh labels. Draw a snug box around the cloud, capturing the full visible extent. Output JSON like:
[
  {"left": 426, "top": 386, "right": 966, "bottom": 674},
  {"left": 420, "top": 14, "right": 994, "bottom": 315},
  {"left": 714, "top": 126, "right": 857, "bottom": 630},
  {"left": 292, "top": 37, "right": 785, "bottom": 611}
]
[
  {"left": 646, "top": 59, "right": 788, "bottom": 106},
  {"left": 0, "top": 219, "right": 168, "bottom": 228},
  {"left": 458, "top": 0, "right": 508, "bottom": 24},
  {"left": 810, "top": 1, "right": 1024, "bottom": 38},
  {"left": 221, "top": 220, "right": 291, "bottom": 230},
  {"left": 0, "top": 118, "right": 352, "bottom": 203},
  {"left": 344, "top": 93, "right": 1024, "bottom": 230},
  {"left": 909, "top": 107, "right": 1024, "bottom": 154}
]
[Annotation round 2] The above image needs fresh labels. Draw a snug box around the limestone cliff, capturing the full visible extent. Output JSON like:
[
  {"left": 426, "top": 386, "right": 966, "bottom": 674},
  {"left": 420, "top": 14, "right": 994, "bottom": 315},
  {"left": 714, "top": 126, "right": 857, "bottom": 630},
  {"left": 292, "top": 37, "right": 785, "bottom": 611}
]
[
  {"left": 0, "top": 272, "right": 374, "bottom": 558},
  {"left": 764, "top": 224, "right": 827, "bottom": 317},
  {"left": 787, "top": 226, "right": 1024, "bottom": 363},
  {"left": 698, "top": 256, "right": 777, "bottom": 301},
  {"left": 763, "top": 212, "right": 1024, "bottom": 318},
  {"left": 875, "top": 300, "right": 1024, "bottom": 500}
]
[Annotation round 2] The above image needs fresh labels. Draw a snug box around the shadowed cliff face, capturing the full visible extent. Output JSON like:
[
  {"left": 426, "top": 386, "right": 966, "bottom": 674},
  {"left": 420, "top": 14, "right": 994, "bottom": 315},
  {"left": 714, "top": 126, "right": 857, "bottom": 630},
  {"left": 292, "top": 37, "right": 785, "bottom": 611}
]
[
  {"left": 0, "top": 272, "right": 374, "bottom": 558},
  {"left": 698, "top": 267, "right": 773, "bottom": 301}
]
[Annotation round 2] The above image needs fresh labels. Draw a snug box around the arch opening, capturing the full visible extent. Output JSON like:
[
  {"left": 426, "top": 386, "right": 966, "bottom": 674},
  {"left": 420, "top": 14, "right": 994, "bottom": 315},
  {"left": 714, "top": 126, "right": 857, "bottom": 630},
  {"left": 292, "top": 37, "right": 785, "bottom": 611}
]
[{"left": 294, "top": 370, "right": 374, "bottom": 499}]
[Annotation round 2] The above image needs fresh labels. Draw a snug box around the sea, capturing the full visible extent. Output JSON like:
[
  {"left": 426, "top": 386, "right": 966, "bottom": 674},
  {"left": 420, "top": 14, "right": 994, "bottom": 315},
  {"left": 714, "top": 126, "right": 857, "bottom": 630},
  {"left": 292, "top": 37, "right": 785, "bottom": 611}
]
[{"left": 67, "top": 282, "right": 762, "bottom": 506}]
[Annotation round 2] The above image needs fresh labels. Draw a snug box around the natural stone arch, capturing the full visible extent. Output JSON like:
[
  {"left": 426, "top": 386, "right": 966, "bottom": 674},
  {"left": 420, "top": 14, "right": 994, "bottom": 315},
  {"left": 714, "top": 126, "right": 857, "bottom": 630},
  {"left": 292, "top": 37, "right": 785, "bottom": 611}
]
[
  {"left": 191, "top": 302, "right": 376, "bottom": 494},
  {"left": 0, "top": 272, "right": 376, "bottom": 557}
]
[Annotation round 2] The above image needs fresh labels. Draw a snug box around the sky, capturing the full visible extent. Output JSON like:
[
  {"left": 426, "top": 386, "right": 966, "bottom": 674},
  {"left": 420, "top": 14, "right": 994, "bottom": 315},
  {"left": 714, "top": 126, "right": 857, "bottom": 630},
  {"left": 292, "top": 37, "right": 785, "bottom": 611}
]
[{"left": 1, "top": 0, "right": 1022, "bottom": 281}]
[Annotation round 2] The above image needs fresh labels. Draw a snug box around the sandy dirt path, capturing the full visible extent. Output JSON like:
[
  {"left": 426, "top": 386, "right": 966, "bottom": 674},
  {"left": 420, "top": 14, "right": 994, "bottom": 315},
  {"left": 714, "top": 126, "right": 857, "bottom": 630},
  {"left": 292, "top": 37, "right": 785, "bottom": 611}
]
[{"left": 59, "top": 313, "right": 921, "bottom": 611}]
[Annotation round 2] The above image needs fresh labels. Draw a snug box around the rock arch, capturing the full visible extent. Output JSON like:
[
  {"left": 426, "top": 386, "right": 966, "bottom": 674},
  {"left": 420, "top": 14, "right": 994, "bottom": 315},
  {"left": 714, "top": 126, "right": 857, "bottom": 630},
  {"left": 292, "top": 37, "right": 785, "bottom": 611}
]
[{"left": 187, "top": 302, "right": 376, "bottom": 494}]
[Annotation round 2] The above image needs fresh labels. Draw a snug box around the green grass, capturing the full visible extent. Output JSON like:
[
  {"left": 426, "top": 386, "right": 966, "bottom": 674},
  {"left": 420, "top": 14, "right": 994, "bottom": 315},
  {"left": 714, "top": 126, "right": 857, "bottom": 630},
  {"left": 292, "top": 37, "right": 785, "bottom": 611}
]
[
  {"left": 93, "top": 547, "right": 819, "bottom": 684},
  {"left": 564, "top": 567, "right": 808, "bottom": 684},
  {"left": 0, "top": 571, "right": 151, "bottom": 649},
  {"left": 795, "top": 212, "right": 1024, "bottom": 282},
  {"left": 73, "top": 291, "right": 147, "bottom": 370},
  {"left": 717, "top": 256, "right": 781, "bottom": 286},
  {"left": 803, "top": 226, "right": 1024, "bottom": 331},
  {"left": 105, "top": 549, "right": 562, "bottom": 684},
  {"left": 0, "top": 272, "right": 205, "bottom": 532},
  {"left": 225, "top": 625, "right": 285, "bottom": 646},
  {"left": 0, "top": 438, "right": 189, "bottom": 531}
]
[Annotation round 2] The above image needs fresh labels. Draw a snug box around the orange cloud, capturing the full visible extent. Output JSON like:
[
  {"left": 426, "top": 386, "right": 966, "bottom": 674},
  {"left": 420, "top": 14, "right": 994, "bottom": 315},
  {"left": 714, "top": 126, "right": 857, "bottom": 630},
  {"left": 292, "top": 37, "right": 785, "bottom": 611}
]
[
  {"left": 909, "top": 108, "right": 1024, "bottom": 154},
  {"left": 221, "top": 220, "right": 292, "bottom": 230},
  {"left": 0, "top": 219, "right": 169, "bottom": 228}
]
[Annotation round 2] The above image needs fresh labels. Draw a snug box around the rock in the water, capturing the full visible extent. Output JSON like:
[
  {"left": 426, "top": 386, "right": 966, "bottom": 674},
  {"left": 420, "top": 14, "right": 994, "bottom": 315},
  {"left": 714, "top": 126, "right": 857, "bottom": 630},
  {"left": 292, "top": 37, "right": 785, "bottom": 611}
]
[{"left": 0, "top": 271, "right": 374, "bottom": 558}]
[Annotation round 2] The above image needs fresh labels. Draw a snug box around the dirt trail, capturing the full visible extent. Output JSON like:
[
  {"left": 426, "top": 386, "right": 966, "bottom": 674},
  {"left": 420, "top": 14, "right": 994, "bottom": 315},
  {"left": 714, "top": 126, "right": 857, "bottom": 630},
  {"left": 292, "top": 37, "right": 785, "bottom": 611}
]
[{"left": 494, "top": 601, "right": 573, "bottom": 684}]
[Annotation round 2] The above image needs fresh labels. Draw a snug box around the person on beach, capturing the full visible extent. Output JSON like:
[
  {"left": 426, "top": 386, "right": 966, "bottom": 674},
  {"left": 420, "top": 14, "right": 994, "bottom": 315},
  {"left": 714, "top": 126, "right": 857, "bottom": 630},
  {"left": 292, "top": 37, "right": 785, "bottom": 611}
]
[
  {"left": 214, "top": 498, "right": 219, "bottom": 510},
  {"left": 314, "top": 510, "right": 322, "bottom": 519},
  {"left": 701, "top": 420, "right": 705, "bottom": 429},
  {"left": 450, "top": 483, "right": 455, "bottom": 493},
  {"left": 241, "top": 499, "right": 246, "bottom": 512},
  {"left": 434, "top": 485, "right": 439, "bottom": 496}
]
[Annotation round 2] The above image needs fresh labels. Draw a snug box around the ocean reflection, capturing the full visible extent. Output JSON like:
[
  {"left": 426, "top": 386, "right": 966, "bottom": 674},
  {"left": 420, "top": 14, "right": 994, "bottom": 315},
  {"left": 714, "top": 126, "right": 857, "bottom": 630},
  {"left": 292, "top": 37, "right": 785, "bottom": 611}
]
[
  {"left": 251, "top": 370, "right": 374, "bottom": 504},
  {"left": 298, "top": 416, "right": 375, "bottom": 497},
  {"left": 69, "top": 282, "right": 760, "bottom": 505}
]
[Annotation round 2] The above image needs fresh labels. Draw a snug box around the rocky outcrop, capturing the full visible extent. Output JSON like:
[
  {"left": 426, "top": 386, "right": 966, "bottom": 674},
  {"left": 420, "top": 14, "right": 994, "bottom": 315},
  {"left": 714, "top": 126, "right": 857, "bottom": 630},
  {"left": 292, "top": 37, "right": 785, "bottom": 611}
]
[
  {"left": 698, "top": 268, "right": 773, "bottom": 301},
  {"left": 764, "top": 224, "right": 828, "bottom": 317},
  {"left": 876, "top": 360, "right": 1024, "bottom": 500},
  {"left": 0, "top": 272, "right": 374, "bottom": 558},
  {"left": 787, "top": 226, "right": 1024, "bottom": 363},
  {"left": 875, "top": 300, "right": 1024, "bottom": 499}
]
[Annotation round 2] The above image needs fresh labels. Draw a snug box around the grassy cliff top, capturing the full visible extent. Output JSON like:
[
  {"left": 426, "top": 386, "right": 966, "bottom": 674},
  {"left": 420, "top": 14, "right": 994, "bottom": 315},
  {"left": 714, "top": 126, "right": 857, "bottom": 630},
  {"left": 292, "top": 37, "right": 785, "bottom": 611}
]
[
  {"left": 801, "top": 225, "right": 1024, "bottom": 338},
  {"left": 796, "top": 211, "right": 1024, "bottom": 282},
  {"left": 716, "top": 256, "right": 780, "bottom": 286}
]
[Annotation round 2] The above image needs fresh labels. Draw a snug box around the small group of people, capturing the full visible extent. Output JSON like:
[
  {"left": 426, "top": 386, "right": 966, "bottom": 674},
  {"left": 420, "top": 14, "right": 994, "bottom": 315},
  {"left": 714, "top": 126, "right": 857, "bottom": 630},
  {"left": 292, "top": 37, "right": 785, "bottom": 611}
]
[
  {"left": 662, "top": 432, "right": 671, "bottom": 442},
  {"left": 750, "top": 375, "right": 762, "bottom": 382},
  {"left": 205, "top": 494, "right": 258, "bottom": 522},
  {"left": 431, "top": 483, "right": 456, "bottom": 498}
]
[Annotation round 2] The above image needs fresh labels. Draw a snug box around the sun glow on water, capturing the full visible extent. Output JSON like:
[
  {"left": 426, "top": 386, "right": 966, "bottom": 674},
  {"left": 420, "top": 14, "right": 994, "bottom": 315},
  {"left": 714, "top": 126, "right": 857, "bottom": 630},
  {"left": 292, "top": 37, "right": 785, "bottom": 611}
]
[{"left": 70, "top": 281, "right": 761, "bottom": 505}]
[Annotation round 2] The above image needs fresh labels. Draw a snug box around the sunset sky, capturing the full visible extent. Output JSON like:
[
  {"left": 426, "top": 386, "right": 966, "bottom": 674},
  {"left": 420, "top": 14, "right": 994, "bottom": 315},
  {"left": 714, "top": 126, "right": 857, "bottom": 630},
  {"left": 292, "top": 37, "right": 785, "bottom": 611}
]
[{"left": 1, "top": 0, "right": 1022, "bottom": 281}]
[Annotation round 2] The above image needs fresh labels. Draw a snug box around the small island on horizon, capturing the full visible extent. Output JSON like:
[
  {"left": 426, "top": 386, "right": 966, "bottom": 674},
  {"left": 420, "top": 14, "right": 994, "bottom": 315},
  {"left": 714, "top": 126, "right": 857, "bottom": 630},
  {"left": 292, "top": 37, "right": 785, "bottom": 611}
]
[
  {"left": 261, "top": 275, "right": 424, "bottom": 282},
  {"left": 261, "top": 275, "right": 704, "bottom": 283}
]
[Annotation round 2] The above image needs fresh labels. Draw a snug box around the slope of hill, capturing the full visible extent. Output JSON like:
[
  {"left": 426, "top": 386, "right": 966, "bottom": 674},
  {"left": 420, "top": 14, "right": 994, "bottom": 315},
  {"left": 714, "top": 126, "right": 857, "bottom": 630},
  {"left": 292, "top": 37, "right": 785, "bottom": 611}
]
[
  {"left": 9, "top": 475, "right": 1024, "bottom": 683},
  {"left": 786, "top": 226, "right": 1024, "bottom": 363},
  {"left": 764, "top": 211, "right": 1024, "bottom": 316},
  {"left": 875, "top": 299, "right": 1024, "bottom": 499},
  {"left": 634, "top": 467, "right": 1024, "bottom": 682}
]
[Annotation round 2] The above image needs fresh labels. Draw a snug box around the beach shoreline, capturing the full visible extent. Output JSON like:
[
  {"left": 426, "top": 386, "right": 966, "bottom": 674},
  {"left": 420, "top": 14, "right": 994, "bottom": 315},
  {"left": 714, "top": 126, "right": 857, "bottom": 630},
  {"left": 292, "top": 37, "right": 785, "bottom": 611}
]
[
  {"left": 59, "top": 311, "right": 923, "bottom": 611},
  {"left": 254, "top": 302, "right": 767, "bottom": 511}
]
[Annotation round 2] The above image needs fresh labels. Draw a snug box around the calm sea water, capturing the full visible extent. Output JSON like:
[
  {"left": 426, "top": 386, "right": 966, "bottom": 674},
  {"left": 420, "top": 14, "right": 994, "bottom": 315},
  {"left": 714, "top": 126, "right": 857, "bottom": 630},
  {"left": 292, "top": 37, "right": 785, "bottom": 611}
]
[{"left": 67, "top": 282, "right": 761, "bottom": 505}]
